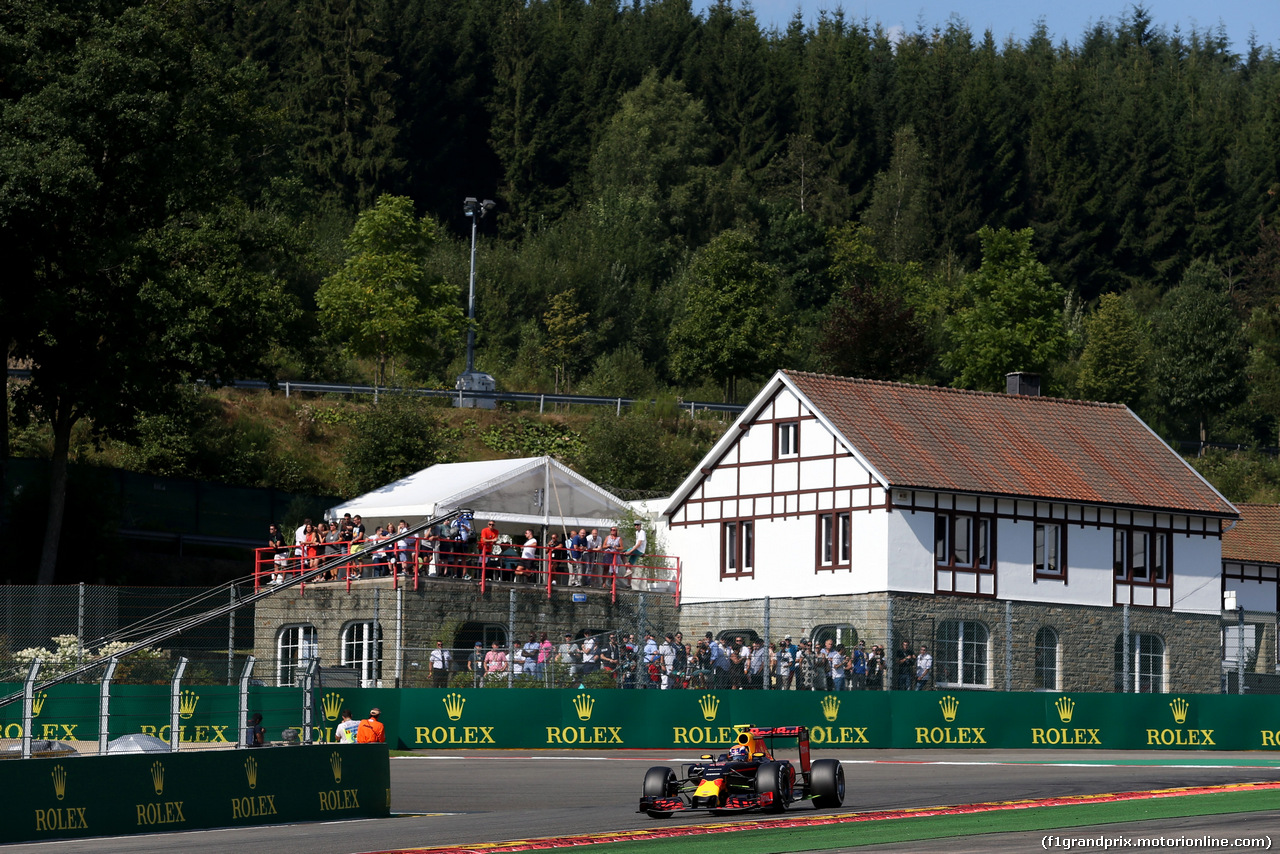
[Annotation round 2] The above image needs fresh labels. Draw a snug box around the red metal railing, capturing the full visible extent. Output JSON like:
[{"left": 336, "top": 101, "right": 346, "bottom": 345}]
[{"left": 253, "top": 538, "right": 681, "bottom": 604}]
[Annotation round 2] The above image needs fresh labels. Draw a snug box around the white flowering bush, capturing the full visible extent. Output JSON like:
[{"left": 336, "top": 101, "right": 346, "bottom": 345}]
[{"left": 12, "top": 635, "right": 170, "bottom": 684}]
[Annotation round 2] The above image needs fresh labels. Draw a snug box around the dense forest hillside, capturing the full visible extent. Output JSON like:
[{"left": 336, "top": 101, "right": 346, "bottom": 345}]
[
  {"left": 186, "top": 0, "right": 1280, "bottom": 443},
  {"left": 8, "top": 0, "right": 1280, "bottom": 581}
]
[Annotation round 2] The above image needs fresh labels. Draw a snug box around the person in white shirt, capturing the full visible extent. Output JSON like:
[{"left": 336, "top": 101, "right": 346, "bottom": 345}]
[
  {"left": 429, "top": 640, "right": 452, "bottom": 688},
  {"left": 295, "top": 519, "right": 311, "bottom": 561},
  {"left": 520, "top": 529, "right": 538, "bottom": 582},
  {"left": 660, "top": 634, "right": 678, "bottom": 689},
  {"left": 624, "top": 521, "right": 647, "bottom": 588},
  {"left": 584, "top": 528, "right": 602, "bottom": 587},
  {"left": 335, "top": 708, "right": 360, "bottom": 743},
  {"left": 582, "top": 634, "right": 600, "bottom": 676},
  {"left": 915, "top": 644, "right": 933, "bottom": 690},
  {"left": 558, "top": 633, "right": 581, "bottom": 684}
]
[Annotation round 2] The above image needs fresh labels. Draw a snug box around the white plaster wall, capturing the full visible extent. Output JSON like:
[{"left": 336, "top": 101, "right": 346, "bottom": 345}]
[
  {"left": 702, "top": 467, "right": 734, "bottom": 499},
  {"left": 996, "top": 519, "right": 1113, "bottom": 607},
  {"left": 1225, "top": 578, "right": 1276, "bottom": 611},
  {"left": 671, "top": 511, "right": 893, "bottom": 603},
  {"left": 739, "top": 424, "right": 771, "bottom": 462},
  {"left": 801, "top": 420, "right": 835, "bottom": 456},
  {"left": 664, "top": 521, "right": 725, "bottom": 603},
  {"left": 739, "top": 465, "right": 771, "bottom": 495},
  {"left": 1173, "top": 534, "right": 1224, "bottom": 614},
  {"left": 886, "top": 510, "right": 935, "bottom": 594},
  {"left": 774, "top": 390, "right": 801, "bottom": 419}
]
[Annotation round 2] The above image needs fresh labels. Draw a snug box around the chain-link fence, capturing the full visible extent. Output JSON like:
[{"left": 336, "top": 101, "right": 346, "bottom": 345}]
[{"left": 0, "top": 583, "right": 254, "bottom": 688}]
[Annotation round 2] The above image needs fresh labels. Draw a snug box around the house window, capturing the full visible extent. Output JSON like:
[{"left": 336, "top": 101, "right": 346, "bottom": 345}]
[
  {"left": 935, "top": 513, "right": 991, "bottom": 568},
  {"left": 936, "top": 620, "right": 989, "bottom": 687},
  {"left": 723, "top": 520, "right": 754, "bottom": 577},
  {"left": 342, "top": 621, "right": 383, "bottom": 686},
  {"left": 776, "top": 422, "right": 799, "bottom": 457},
  {"left": 1114, "top": 633, "right": 1165, "bottom": 693},
  {"left": 1115, "top": 528, "right": 1170, "bottom": 585},
  {"left": 818, "top": 512, "right": 852, "bottom": 570},
  {"left": 1034, "top": 627, "right": 1059, "bottom": 690},
  {"left": 277, "top": 624, "right": 318, "bottom": 687},
  {"left": 1034, "top": 522, "right": 1064, "bottom": 577}
]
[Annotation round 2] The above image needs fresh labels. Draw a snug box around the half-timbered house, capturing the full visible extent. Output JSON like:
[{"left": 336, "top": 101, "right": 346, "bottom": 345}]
[{"left": 664, "top": 370, "right": 1238, "bottom": 692}]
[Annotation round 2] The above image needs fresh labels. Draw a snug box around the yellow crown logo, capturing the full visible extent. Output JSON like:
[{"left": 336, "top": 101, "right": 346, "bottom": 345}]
[
  {"left": 1055, "top": 697, "right": 1075, "bottom": 723},
  {"left": 322, "top": 692, "right": 344, "bottom": 722},
  {"left": 1169, "top": 697, "right": 1190, "bottom": 725},
  {"left": 821, "top": 694, "right": 841, "bottom": 722},
  {"left": 939, "top": 695, "right": 960, "bottom": 722},
  {"left": 330, "top": 751, "right": 343, "bottom": 784},
  {"left": 150, "top": 760, "right": 165, "bottom": 796},
  {"left": 244, "top": 756, "right": 258, "bottom": 790},
  {"left": 51, "top": 764, "right": 67, "bottom": 801},
  {"left": 572, "top": 693, "right": 595, "bottom": 721},
  {"left": 443, "top": 692, "right": 466, "bottom": 721},
  {"left": 179, "top": 690, "right": 199, "bottom": 719},
  {"left": 33, "top": 692, "right": 47, "bottom": 718},
  {"left": 698, "top": 694, "right": 719, "bottom": 722}
]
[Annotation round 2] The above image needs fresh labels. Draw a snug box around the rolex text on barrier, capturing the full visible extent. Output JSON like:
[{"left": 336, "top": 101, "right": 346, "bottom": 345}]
[
  {"left": 1, "top": 744, "right": 390, "bottom": 845},
  {"left": 2, "top": 684, "right": 1278, "bottom": 751}
]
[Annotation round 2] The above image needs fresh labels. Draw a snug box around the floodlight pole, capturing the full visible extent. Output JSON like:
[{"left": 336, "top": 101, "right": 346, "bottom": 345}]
[{"left": 462, "top": 197, "right": 495, "bottom": 374}]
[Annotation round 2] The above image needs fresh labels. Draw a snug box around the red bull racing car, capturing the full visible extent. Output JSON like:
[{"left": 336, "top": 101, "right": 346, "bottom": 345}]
[{"left": 638, "top": 725, "right": 845, "bottom": 818}]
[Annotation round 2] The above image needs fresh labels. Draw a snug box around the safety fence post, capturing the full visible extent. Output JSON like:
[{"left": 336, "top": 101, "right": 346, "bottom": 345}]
[
  {"left": 763, "top": 596, "right": 771, "bottom": 691},
  {"left": 98, "top": 657, "right": 119, "bottom": 755},
  {"left": 302, "top": 658, "right": 319, "bottom": 744},
  {"left": 238, "top": 655, "right": 257, "bottom": 748},
  {"left": 169, "top": 657, "right": 189, "bottom": 752},
  {"left": 22, "top": 658, "right": 41, "bottom": 759}
]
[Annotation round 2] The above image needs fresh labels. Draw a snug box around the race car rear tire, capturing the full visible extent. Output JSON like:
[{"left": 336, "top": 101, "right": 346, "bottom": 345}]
[
  {"left": 810, "top": 758, "right": 845, "bottom": 809},
  {"left": 755, "top": 761, "right": 791, "bottom": 812},
  {"left": 643, "top": 766, "right": 677, "bottom": 818}
]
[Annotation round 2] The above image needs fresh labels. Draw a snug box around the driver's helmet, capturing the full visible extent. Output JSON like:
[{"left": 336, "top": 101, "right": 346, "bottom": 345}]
[{"left": 727, "top": 744, "right": 748, "bottom": 761}]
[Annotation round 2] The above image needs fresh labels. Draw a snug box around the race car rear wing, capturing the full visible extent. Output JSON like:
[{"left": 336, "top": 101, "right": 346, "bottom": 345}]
[{"left": 745, "top": 725, "right": 811, "bottom": 773}]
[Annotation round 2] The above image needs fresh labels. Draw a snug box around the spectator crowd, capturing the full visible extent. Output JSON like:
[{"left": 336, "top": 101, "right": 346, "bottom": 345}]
[
  {"left": 434, "top": 630, "right": 934, "bottom": 691},
  {"left": 262, "top": 516, "right": 654, "bottom": 588}
]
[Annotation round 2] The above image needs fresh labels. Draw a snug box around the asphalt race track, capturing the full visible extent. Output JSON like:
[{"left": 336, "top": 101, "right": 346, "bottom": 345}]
[{"left": 5, "top": 749, "right": 1279, "bottom": 854}]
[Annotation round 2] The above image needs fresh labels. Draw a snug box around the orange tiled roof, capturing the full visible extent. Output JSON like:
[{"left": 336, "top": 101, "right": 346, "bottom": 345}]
[
  {"left": 784, "top": 371, "right": 1235, "bottom": 517},
  {"left": 1223, "top": 504, "right": 1280, "bottom": 563}
]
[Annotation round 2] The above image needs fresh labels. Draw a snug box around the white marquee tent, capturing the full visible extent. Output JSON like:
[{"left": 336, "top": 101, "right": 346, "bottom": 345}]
[{"left": 325, "top": 456, "right": 630, "bottom": 534}]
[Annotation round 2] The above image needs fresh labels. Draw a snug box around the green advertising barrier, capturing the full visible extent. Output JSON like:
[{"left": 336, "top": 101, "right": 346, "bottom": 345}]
[
  {"left": 5, "top": 684, "right": 1280, "bottom": 751},
  {"left": 0, "top": 743, "right": 390, "bottom": 844}
]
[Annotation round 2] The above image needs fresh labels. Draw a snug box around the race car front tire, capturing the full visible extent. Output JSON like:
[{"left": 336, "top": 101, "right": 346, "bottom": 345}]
[
  {"left": 809, "top": 758, "right": 845, "bottom": 808},
  {"left": 755, "top": 761, "right": 791, "bottom": 812},
  {"left": 642, "top": 766, "right": 677, "bottom": 818}
]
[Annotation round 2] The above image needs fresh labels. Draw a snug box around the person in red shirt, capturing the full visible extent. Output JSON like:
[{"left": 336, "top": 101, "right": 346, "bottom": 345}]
[
  {"left": 356, "top": 708, "right": 386, "bottom": 743},
  {"left": 479, "top": 521, "right": 500, "bottom": 580}
]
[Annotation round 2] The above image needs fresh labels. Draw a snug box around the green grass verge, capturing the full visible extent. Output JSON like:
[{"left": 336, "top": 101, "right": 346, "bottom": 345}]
[{"left": 585, "top": 789, "right": 1280, "bottom": 854}]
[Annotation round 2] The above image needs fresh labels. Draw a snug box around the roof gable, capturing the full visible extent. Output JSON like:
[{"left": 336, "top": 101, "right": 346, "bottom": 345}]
[{"left": 782, "top": 371, "right": 1235, "bottom": 516}]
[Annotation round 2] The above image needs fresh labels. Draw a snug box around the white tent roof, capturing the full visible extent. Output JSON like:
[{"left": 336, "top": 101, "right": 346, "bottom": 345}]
[{"left": 326, "top": 456, "right": 629, "bottom": 531}]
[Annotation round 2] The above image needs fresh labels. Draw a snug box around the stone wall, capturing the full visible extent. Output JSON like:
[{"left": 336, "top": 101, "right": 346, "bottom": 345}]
[
  {"left": 677, "top": 592, "right": 1220, "bottom": 693},
  {"left": 252, "top": 578, "right": 677, "bottom": 686},
  {"left": 886, "top": 593, "right": 1219, "bottom": 693}
]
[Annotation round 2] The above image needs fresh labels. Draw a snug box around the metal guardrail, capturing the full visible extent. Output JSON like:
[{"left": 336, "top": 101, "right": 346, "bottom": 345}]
[
  {"left": 235, "top": 378, "right": 746, "bottom": 415},
  {"left": 8, "top": 368, "right": 743, "bottom": 414}
]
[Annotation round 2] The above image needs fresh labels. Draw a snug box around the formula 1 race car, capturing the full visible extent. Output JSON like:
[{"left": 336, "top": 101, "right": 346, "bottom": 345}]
[{"left": 637, "top": 725, "right": 845, "bottom": 818}]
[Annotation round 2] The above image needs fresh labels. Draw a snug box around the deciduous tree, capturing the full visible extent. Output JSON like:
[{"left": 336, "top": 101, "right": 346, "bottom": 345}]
[
  {"left": 668, "top": 229, "right": 789, "bottom": 401},
  {"left": 2, "top": 0, "right": 296, "bottom": 583},
  {"left": 1151, "top": 261, "right": 1247, "bottom": 443},
  {"left": 316, "top": 195, "right": 463, "bottom": 392},
  {"left": 942, "top": 227, "right": 1070, "bottom": 391},
  {"left": 1077, "top": 294, "right": 1151, "bottom": 407}
]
